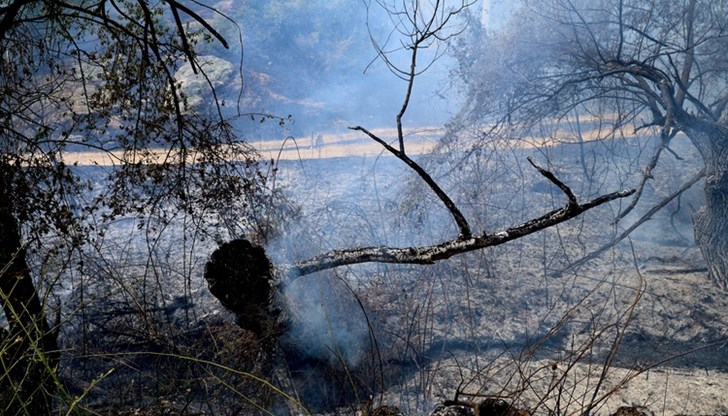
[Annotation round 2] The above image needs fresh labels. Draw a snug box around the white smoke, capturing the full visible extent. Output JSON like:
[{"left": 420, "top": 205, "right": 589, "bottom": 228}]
[{"left": 281, "top": 270, "right": 370, "bottom": 367}]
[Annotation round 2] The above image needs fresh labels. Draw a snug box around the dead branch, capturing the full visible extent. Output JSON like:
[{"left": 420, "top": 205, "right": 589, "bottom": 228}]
[
  {"left": 616, "top": 121, "right": 679, "bottom": 222},
  {"left": 527, "top": 156, "right": 577, "bottom": 205},
  {"left": 557, "top": 167, "right": 705, "bottom": 276},
  {"left": 285, "top": 1, "right": 635, "bottom": 282},
  {"left": 290, "top": 185, "right": 635, "bottom": 278},
  {"left": 350, "top": 125, "right": 473, "bottom": 239}
]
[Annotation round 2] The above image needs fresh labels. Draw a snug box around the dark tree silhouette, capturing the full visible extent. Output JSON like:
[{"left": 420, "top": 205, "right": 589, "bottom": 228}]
[{"left": 0, "top": 1, "right": 277, "bottom": 412}]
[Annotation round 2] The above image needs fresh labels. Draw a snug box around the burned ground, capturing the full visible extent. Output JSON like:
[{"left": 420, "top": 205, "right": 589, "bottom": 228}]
[{"left": 45, "top": 134, "right": 727, "bottom": 415}]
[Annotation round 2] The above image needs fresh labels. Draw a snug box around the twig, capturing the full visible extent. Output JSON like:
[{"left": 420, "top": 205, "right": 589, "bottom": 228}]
[
  {"left": 350, "top": 125, "right": 473, "bottom": 239},
  {"left": 527, "top": 157, "right": 577, "bottom": 205},
  {"left": 557, "top": 167, "right": 705, "bottom": 276},
  {"left": 616, "top": 127, "right": 678, "bottom": 222}
]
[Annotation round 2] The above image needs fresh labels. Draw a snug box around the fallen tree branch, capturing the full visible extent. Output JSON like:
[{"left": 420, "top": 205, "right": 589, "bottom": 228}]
[
  {"left": 350, "top": 125, "right": 473, "bottom": 239},
  {"left": 289, "top": 187, "right": 635, "bottom": 278},
  {"left": 556, "top": 167, "right": 705, "bottom": 276}
]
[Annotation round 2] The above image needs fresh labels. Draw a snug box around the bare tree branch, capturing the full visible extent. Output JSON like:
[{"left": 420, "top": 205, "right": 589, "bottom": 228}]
[
  {"left": 350, "top": 125, "right": 473, "bottom": 239},
  {"left": 558, "top": 167, "right": 705, "bottom": 277},
  {"left": 290, "top": 186, "right": 634, "bottom": 278},
  {"left": 397, "top": 40, "right": 418, "bottom": 153},
  {"left": 367, "top": 0, "right": 473, "bottom": 153},
  {"left": 616, "top": 127, "right": 679, "bottom": 222},
  {"left": 527, "top": 156, "right": 577, "bottom": 205},
  {"left": 674, "top": 0, "right": 696, "bottom": 108},
  {"left": 286, "top": 1, "right": 638, "bottom": 282}
]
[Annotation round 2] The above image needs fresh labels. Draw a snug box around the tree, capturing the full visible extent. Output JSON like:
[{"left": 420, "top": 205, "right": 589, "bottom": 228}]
[
  {"left": 0, "top": 1, "right": 278, "bottom": 413},
  {"left": 210, "top": 0, "right": 634, "bottom": 331},
  {"left": 286, "top": 0, "right": 634, "bottom": 278},
  {"left": 451, "top": 0, "right": 728, "bottom": 288}
]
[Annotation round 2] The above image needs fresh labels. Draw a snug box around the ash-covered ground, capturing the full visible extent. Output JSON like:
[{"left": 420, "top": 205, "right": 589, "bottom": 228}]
[
  {"left": 269, "top": 134, "right": 727, "bottom": 415},
  {"left": 49, "top": 133, "right": 726, "bottom": 415}
]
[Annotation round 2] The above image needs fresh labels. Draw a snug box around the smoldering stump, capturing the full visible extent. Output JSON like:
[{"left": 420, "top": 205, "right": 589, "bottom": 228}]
[
  {"left": 204, "top": 238, "right": 370, "bottom": 353},
  {"left": 204, "top": 239, "right": 281, "bottom": 338},
  {"left": 204, "top": 239, "right": 374, "bottom": 412}
]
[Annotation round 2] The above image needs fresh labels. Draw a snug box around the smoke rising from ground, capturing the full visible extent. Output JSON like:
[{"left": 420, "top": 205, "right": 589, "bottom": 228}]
[
  {"left": 281, "top": 271, "right": 370, "bottom": 367},
  {"left": 266, "top": 156, "right": 417, "bottom": 368}
]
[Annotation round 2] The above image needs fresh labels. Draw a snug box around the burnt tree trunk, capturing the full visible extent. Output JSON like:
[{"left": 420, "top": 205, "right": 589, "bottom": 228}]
[
  {"left": 694, "top": 167, "right": 728, "bottom": 290},
  {"left": 678, "top": 115, "right": 728, "bottom": 289},
  {"left": 204, "top": 239, "right": 282, "bottom": 339},
  {"left": 0, "top": 165, "right": 59, "bottom": 414}
]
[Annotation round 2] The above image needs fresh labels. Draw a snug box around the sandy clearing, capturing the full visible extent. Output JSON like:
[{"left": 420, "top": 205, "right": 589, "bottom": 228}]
[
  {"left": 58, "top": 127, "right": 443, "bottom": 166},
  {"left": 57, "top": 122, "right": 652, "bottom": 166},
  {"left": 253, "top": 127, "right": 444, "bottom": 160}
]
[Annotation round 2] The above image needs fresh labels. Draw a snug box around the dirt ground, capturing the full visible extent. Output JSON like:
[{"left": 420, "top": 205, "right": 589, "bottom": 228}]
[
  {"left": 355, "top": 243, "right": 728, "bottom": 416},
  {"left": 275, "top": 133, "right": 727, "bottom": 416},
  {"left": 59, "top": 129, "right": 726, "bottom": 415}
]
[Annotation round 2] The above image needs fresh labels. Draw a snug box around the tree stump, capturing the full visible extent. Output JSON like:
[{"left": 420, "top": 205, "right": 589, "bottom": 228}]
[{"left": 204, "top": 239, "right": 281, "bottom": 339}]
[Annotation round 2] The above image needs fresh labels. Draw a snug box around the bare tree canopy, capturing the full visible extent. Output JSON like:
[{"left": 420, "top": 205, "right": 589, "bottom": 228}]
[{"left": 451, "top": 0, "right": 728, "bottom": 288}]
